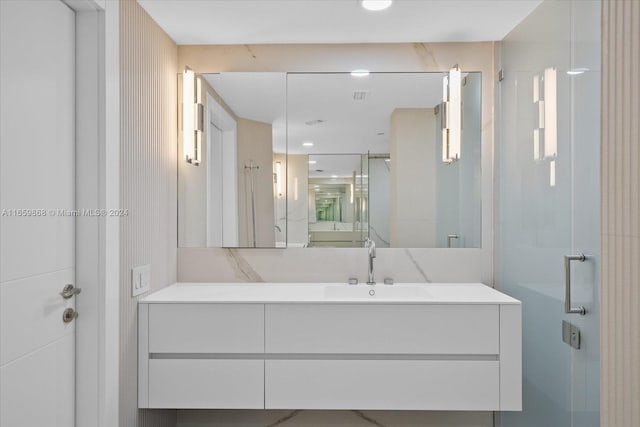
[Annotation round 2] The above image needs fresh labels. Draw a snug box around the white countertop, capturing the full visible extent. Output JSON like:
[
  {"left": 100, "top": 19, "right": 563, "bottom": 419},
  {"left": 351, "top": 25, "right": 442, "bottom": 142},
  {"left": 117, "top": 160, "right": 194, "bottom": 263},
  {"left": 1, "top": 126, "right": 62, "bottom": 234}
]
[{"left": 140, "top": 282, "right": 521, "bottom": 305}]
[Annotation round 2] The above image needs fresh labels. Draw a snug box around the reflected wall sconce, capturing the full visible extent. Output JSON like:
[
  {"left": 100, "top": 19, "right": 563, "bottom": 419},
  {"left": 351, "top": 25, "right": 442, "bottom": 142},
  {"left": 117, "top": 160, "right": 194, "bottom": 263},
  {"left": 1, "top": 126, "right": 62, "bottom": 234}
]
[
  {"left": 442, "top": 65, "right": 462, "bottom": 163},
  {"left": 533, "top": 67, "right": 557, "bottom": 161},
  {"left": 182, "top": 67, "right": 204, "bottom": 166},
  {"left": 533, "top": 67, "right": 558, "bottom": 187},
  {"left": 274, "top": 161, "right": 283, "bottom": 198}
]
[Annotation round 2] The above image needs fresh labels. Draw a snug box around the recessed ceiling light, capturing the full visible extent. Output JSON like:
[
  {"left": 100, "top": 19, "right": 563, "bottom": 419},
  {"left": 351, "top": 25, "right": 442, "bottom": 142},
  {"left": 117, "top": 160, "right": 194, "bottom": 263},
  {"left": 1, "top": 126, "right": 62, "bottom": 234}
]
[
  {"left": 360, "top": 0, "right": 393, "bottom": 11},
  {"left": 331, "top": 175, "right": 338, "bottom": 178},
  {"left": 302, "top": 141, "right": 314, "bottom": 147},
  {"left": 308, "top": 160, "right": 317, "bottom": 165},
  {"left": 566, "top": 67, "right": 589, "bottom": 75},
  {"left": 351, "top": 69, "right": 370, "bottom": 77}
]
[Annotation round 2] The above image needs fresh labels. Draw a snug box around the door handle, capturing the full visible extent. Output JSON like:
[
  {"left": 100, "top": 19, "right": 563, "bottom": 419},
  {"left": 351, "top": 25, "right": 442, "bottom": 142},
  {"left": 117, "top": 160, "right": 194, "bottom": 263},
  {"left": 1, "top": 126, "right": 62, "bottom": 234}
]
[
  {"left": 564, "top": 254, "right": 586, "bottom": 315},
  {"left": 60, "top": 284, "right": 81, "bottom": 299}
]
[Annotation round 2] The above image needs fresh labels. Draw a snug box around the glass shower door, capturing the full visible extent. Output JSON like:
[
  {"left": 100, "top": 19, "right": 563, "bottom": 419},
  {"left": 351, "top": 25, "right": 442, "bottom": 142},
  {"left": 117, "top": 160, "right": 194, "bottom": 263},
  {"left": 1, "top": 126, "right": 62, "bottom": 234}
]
[{"left": 497, "top": 1, "right": 600, "bottom": 426}]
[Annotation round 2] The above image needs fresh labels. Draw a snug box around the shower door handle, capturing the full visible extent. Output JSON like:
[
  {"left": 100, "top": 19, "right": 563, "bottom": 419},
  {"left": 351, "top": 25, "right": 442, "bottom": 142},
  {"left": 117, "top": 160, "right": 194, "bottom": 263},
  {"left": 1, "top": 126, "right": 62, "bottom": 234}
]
[{"left": 564, "top": 254, "right": 586, "bottom": 315}]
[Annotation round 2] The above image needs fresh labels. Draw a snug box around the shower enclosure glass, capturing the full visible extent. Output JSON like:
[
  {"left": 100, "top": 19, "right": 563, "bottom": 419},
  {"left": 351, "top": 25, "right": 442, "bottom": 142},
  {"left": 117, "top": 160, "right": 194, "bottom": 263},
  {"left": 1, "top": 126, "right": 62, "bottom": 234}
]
[{"left": 497, "top": 0, "right": 600, "bottom": 426}]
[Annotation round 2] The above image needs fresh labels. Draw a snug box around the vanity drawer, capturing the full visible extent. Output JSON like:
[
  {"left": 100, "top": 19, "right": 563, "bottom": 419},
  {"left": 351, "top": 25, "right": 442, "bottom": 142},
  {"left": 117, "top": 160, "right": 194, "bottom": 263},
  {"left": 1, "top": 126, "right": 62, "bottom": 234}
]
[
  {"left": 148, "top": 359, "right": 264, "bottom": 408},
  {"left": 265, "top": 359, "right": 500, "bottom": 410},
  {"left": 147, "top": 304, "right": 264, "bottom": 353},
  {"left": 265, "top": 304, "right": 498, "bottom": 354}
]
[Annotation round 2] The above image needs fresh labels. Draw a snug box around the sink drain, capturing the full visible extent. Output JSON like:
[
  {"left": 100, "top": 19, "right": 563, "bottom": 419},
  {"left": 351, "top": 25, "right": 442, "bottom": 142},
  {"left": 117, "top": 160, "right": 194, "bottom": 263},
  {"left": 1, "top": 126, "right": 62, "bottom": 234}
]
[{"left": 369, "top": 289, "right": 375, "bottom": 296}]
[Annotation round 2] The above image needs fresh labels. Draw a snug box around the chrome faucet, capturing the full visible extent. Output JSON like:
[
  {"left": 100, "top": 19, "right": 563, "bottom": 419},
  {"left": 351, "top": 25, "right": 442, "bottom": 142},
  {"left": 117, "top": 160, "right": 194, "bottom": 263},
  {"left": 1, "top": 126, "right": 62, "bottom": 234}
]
[{"left": 365, "top": 238, "right": 376, "bottom": 285}]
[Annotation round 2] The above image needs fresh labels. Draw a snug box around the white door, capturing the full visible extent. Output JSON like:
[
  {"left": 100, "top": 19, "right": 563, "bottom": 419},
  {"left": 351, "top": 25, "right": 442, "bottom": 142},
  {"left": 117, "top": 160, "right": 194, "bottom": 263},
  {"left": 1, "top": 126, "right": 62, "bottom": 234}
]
[{"left": 0, "top": 1, "right": 77, "bottom": 426}]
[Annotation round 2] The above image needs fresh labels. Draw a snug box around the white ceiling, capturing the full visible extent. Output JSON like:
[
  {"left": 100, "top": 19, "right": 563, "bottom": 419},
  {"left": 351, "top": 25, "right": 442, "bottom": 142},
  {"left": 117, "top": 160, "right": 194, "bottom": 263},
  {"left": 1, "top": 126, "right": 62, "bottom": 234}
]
[
  {"left": 138, "top": 0, "right": 543, "bottom": 45},
  {"left": 204, "top": 72, "right": 450, "bottom": 164}
]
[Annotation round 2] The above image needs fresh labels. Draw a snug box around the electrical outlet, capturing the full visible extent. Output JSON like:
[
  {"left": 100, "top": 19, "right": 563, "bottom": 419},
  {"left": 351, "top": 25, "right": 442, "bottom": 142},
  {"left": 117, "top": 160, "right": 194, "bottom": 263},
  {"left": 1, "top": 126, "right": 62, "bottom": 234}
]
[{"left": 132, "top": 264, "right": 151, "bottom": 297}]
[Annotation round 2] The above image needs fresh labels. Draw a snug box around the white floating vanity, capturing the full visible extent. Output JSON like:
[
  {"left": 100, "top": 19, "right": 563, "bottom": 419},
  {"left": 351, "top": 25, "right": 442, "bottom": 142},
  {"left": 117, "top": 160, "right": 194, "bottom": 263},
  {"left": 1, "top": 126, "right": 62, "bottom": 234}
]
[{"left": 138, "top": 283, "right": 521, "bottom": 411}]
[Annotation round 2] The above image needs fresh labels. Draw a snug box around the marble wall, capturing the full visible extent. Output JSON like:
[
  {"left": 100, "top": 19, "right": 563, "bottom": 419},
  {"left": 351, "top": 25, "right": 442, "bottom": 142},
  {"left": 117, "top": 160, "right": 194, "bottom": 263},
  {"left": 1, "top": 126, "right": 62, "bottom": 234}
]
[
  {"left": 177, "top": 409, "right": 492, "bottom": 427},
  {"left": 177, "top": 247, "right": 484, "bottom": 285}
]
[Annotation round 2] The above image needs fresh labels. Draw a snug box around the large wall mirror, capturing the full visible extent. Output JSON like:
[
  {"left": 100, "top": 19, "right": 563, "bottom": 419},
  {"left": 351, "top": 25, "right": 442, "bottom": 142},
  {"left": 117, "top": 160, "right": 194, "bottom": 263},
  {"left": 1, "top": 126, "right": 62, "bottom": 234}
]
[{"left": 178, "top": 71, "right": 481, "bottom": 249}]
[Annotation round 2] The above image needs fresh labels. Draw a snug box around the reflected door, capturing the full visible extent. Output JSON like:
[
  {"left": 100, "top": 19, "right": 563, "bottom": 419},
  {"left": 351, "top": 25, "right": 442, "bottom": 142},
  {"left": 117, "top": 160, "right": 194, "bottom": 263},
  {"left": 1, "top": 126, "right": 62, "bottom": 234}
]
[{"left": 498, "top": 1, "right": 600, "bottom": 426}]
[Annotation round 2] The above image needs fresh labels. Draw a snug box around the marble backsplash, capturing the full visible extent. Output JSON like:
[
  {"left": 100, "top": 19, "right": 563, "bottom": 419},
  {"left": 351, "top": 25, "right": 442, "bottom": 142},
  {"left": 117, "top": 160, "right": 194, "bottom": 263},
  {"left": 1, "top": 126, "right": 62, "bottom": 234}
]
[{"left": 177, "top": 247, "right": 488, "bottom": 284}]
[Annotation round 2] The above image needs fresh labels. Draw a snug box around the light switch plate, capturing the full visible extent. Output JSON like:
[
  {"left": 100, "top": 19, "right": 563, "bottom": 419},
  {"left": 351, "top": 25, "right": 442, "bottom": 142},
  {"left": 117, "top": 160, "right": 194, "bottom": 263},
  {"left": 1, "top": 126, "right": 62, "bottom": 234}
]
[{"left": 132, "top": 264, "right": 151, "bottom": 297}]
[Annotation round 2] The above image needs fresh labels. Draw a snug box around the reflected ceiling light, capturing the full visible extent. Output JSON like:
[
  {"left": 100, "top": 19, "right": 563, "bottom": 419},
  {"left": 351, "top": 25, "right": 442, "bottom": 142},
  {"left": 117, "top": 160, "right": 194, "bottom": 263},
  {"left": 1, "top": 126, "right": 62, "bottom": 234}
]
[
  {"left": 350, "top": 69, "right": 370, "bottom": 77},
  {"left": 308, "top": 160, "right": 317, "bottom": 165},
  {"left": 302, "top": 141, "right": 314, "bottom": 147},
  {"left": 331, "top": 175, "right": 338, "bottom": 178},
  {"left": 385, "top": 158, "right": 390, "bottom": 162},
  {"left": 360, "top": 0, "right": 393, "bottom": 11},
  {"left": 182, "top": 67, "right": 203, "bottom": 166},
  {"left": 566, "top": 67, "right": 589, "bottom": 75},
  {"left": 442, "top": 65, "right": 462, "bottom": 163}
]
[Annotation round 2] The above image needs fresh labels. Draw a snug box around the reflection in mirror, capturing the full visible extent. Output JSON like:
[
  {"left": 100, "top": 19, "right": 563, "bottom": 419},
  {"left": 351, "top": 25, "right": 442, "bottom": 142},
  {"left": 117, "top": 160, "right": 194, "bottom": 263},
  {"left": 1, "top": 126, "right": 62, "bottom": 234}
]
[
  {"left": 286, "top": 72, "right": 481, "bottom": 249},
  {"left": 177, "top": 71, "right": 481, "bottom": 249},
  {"left": 178, "top": 72, "right": 286, "bottom": 248},
  {"left": 306, "top": 154, "right": 368, "bottom": 247}
]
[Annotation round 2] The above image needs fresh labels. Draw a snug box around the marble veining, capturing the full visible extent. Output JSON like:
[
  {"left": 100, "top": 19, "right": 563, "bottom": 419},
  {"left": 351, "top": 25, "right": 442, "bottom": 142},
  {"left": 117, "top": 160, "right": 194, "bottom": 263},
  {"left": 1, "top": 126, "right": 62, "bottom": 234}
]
[
  {"left": 352, "top": 410, "right": 389, "bottom": 427},
  {"left": 404, "top": 248, "right": 431, "bottom": 282},
  {"left": 176, "top": 410, "right": 493, "bottom": 426},
  {"left": 265, "top": 410, "right": 302, "bottom": 427},
  {"left": 412, "top": 42, "right": 439, "bottom": 69},
  {"left": 227, "top": 248, "right": 264, "bottom": 282},
  {"left": 178, "top": 247, "right": 487, "bottom": 284}
]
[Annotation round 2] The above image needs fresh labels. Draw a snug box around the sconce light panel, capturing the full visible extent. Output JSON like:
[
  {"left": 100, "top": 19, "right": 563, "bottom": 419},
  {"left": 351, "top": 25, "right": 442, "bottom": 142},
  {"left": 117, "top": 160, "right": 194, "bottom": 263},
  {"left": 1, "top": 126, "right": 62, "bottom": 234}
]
[
  {"left": 442, "top": 66, "right": 462, "bottom": 164},
  {"left": 533, "top": 68, "right": 557, "bottom": 162},
  {"left": 182, "top": 68, "right": 203, "bottom": 166},
  {"left": 274, "top": 161, "right": 283, "bottom": 198}
]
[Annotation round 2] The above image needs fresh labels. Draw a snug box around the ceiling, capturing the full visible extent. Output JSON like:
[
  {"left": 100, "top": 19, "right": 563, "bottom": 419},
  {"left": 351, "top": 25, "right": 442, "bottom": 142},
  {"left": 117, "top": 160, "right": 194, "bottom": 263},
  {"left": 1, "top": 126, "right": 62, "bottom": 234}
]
[
  {"left": 204, "top": 72, "right": 451, "bottom": 161},
  {"left": 138, "top": 0, "right": 543, "bottom": 45}
]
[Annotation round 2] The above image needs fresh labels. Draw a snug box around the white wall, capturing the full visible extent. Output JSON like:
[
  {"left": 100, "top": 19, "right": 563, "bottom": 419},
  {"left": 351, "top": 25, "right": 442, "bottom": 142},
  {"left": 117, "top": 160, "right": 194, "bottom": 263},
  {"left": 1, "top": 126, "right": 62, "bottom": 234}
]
[
  {"left": 369, "top": 158, "right": 391, "bottom": 247},
  {"left": 285, "top": 154, "right": 309, "bottom": 246},
  {"left": 237, "top": 118, "right": 275, "bottom": 247},
  {"left": 390, "top": 108, "right": 436, "bottom": 247}
]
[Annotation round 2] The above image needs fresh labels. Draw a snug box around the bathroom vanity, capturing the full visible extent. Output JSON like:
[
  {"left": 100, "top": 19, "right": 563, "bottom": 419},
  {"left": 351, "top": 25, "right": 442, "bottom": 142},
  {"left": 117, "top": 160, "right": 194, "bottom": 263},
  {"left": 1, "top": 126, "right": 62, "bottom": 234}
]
[{"left": 138, "top": 283, "right": 521, "bottom": 411}]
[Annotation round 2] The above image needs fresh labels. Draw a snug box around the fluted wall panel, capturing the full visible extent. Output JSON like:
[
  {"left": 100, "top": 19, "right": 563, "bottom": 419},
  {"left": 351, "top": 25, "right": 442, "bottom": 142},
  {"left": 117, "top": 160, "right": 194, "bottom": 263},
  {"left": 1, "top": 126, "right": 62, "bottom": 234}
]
[
  {"left": 601, "top": 1, "right": 640, "bottom": 426},
  {"left": 120, "top": 1, "right": 177, "bottom": 426}
]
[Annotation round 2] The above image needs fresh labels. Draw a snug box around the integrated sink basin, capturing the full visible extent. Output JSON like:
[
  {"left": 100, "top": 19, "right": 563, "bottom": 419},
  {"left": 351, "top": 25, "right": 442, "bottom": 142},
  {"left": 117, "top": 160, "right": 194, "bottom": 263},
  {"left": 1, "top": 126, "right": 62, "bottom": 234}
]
[{"left": 323, "top": 284, "right": 431, "bottom": 299}]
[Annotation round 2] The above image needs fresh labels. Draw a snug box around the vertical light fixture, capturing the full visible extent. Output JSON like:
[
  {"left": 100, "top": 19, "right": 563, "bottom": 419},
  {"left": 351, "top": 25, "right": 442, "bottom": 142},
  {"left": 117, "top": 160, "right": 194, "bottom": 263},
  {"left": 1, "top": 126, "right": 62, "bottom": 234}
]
[
  {"left": 533, "top": 74, "right": 543, "bottom": 160},
  {"left": 533, "top": 67, "right": 558, "bottom": 187},
  {"left": 543, "top": 67, "right": 557, "bottom": 159},
  {"left": 442, "top": 65, "right": 462, "bottom": 163},
  {"left": 182, "top": 67, "right": 203, "bottom": 166},
  {"left": 274, "top": 161, "right": 283, "bottom": 198}
]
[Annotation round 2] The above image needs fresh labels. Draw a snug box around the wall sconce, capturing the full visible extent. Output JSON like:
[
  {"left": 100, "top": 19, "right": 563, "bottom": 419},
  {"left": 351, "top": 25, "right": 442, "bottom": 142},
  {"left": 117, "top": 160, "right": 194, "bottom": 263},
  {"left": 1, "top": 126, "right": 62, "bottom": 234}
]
[
  {"left": 182, "top": 67, "right": 204, "bottom": 166},
  {"left": 274, "top": 161, "right": 283, "bottom": 198},
  {"left": 442, "top": 65, "right": 462, "bottom": 163}
]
